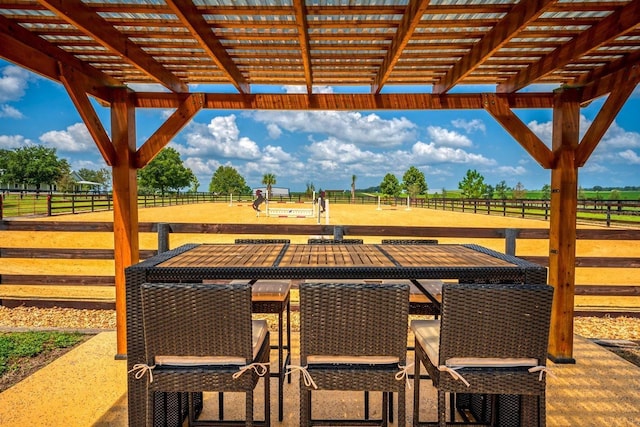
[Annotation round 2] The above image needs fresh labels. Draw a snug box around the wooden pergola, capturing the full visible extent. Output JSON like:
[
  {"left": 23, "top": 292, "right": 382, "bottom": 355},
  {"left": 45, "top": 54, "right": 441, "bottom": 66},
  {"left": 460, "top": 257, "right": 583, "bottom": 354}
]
[{"left": 1, "top": 0, "right": 639, "bottom": 362}]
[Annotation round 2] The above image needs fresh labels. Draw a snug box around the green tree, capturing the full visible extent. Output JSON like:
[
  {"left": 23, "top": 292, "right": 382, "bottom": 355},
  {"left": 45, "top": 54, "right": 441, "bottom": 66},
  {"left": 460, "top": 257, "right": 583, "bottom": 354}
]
[
  {"left": 380, "top": 173, "right": 401, "bottom": 198},
  {"left": 208, "top": 165, "right": 248, "bottom": 195},
  {"left": 401, "top": 166, "right": 427, "bottom": 197},
  {"left": 4, "top": 146, "right": 69, "bottom": 189},
  {"left": 351, "top": 175, "right": 357, "bottom": 202},
  {"left": 512, "top": 182, "right": 527, "bottom": 199},
  {"left": 262, "top": 173, "right": 276, "bottom": 198},
  {"left": 484, "top": 184, "right": 494, "bottom": 200},
  {"left": 458, "top": 169, "right": 486, "bottom": 199},
  {"left": 0, "top": 149, "right": 9, "bottom": 184},
  {"left": 137, "top": 147, "right": 194, "bottom": 195},
  {"left": 541, "top": 184, "right": 551, "bottom": 200},
  {"left": 495, "top": 180, "right": 510, "bottom": 200},
  {"left": 609, "top": 189, "right": 621, "bottom": 200}
]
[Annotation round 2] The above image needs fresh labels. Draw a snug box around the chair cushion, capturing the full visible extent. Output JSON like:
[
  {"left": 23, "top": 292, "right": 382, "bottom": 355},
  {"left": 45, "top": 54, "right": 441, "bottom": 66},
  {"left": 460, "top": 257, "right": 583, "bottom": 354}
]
[
  {"left": 154, "top": 319, "right": 269, "bottom": 366},
  {"left": 411, "top": 320, "right": 540, "bottom": 368},
  {"left": 229, "top": 279, "right": 292, "bottom": 301},
  {"left": 307, "top": 355, "right": 399, "bottom": 365}
]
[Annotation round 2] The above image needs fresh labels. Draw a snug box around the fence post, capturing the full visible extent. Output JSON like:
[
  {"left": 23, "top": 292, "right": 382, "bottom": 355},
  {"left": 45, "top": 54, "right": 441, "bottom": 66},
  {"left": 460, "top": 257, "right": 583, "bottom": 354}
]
[
  {"left": 157, "top": 223, "right": 171, "bottom": 253},
  {"left": 505, "top": 228, "right": 519, "bottom": 256},
  {"left": 0, "top": 193, "right": 3, "bottom": 219},
  {"left": 47, "top": 194, "right": 52, "bottom": 216},
  {"left": 521, "top": 202, "right": 525, "bottom": 218},
  {"left": 333, "top": 225, "right": 344, "bottom": 241},
  {"left": 606, "top": 205, "right": 611, "bottom": 227}
]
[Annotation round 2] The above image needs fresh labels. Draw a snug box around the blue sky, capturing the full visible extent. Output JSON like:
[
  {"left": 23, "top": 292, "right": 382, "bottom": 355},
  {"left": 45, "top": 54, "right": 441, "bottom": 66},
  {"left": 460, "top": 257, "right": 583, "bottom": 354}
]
[{"left": 1, "top": 60, "right": 638, "bottom": 193}]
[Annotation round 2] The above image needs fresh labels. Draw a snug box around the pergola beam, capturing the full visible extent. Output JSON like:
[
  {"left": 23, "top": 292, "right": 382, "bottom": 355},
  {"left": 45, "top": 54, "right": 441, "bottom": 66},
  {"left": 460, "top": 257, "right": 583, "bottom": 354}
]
[
  {"left": 0, "top": 15, "right": 117, "bottom": 102},
  {"left": 133, "top": 92, "right": 555, "bottom": 110},
  {"left": 372, "top": 0, "right": 430, "bottom": 94},
  {"left": 482, "top": 94, "right": 554, "bottom": 169},
  {"left": 433, "top": 0, "right": 554, "bottom": 94},
  {"left": 292, "top": 0, "right": 313, "bottom": 94},
  {"left": 135, "top": 93, "right": 205, "bottom": 168},
  {"left": 164, "top": 0, "right": 249, "bottom": 94},
  {"left": 59, "top": 63, "right": 117, "bottom": 167},
  {"left": 579, "top": 60, "right": 640, "bottom": 104},
  {"left": 40, "top": 0, "right": 188, "bottom": 93},
  {"left": 498, "top": 0, "right": 640, "bottom": 93},
  {"left": 576, "top": 67, "right": 640, "bottom": 167}
]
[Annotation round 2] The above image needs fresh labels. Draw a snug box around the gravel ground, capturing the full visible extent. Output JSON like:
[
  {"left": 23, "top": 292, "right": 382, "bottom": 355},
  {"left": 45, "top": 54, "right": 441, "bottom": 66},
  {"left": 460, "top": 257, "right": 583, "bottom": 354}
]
[{"left": 0, "top": 306, "right": 638, "bottom": 340}]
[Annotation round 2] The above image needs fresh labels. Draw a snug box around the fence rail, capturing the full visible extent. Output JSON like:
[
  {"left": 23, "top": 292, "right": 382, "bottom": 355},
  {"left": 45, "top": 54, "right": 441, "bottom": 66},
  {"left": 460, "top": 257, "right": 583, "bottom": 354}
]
[{"left": 1, "top": 220, "right": 638, "bottom": 315}]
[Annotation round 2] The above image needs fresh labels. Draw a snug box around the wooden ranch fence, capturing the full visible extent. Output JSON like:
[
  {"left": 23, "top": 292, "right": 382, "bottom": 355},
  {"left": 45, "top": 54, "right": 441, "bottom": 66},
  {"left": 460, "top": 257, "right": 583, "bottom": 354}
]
[{"left": 0, "top": 220, "right": 639, "bottom": 315}]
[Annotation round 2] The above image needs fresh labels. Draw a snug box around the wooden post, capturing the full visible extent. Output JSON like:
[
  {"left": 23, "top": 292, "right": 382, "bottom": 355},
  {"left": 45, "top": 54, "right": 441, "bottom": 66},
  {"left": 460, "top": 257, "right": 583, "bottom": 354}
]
[
  {"left": 505, "top": 228, "right": 518, "bottom": 256},
  {"left": 111, "top": 88, "right": 139, "bottom": 358},
  {"left": 548, "top": 88, "right": 580, "bottom": 363}
]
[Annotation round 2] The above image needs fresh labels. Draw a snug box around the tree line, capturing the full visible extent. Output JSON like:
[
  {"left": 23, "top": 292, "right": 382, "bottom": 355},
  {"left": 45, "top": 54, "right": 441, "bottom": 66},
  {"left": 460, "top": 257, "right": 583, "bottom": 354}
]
[{"left": 1, "top": 146, "right": 636, "bottom": 200}]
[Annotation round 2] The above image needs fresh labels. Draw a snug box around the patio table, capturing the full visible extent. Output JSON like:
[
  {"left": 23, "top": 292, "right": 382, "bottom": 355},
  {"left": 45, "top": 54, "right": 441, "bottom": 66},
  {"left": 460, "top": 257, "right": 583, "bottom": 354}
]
[{"left": 125, "top": 242, "right": 547, "bottom": 427}]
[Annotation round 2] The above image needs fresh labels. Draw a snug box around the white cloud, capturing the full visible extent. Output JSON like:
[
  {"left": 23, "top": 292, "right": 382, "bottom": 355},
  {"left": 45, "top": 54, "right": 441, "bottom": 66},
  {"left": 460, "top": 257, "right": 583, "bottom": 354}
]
[
  {"left": 426, "top": 126, "right": 473, "bottom": 148},
  {"left": 283, "top": 85, "right": 334, "bottom": 94},
  {"left": 496, "top": 165, "right": 527, "bottom": 175},
  {"left": 618, "top": 150, "right": 640, "bottom": 164},
  {"left": 0, "top": 104, "right": 24, "bottom": 119},
  {"left": 0, "top": 134, "right": 32, "bottom": 149},
  {"left": 266, "top": 123, "right": 282, "bottom": 139},
  {"left": 180, "top": 114, "right": 262, "bottom": 160},
  {"left": 251, "top": 110, "right": 416, "bottom": 147},
  {"left": 0, "top": 65, "right": 31, "bottom": 103},
  {"left": 411, "top": 141, "right": 496, "bottom": 165},
  {"left": 451, "top": 118, "right": 486, "bottom": 134},
  {"left": 39, "top": 123, "right": 94, "bottom": 152}
]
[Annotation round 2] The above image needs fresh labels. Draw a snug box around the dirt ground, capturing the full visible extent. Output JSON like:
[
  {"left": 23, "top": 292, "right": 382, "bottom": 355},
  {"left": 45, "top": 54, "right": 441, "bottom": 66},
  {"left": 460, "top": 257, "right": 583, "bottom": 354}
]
[{"left": 1, "top": 200, "right": 637, "bottom": 289}]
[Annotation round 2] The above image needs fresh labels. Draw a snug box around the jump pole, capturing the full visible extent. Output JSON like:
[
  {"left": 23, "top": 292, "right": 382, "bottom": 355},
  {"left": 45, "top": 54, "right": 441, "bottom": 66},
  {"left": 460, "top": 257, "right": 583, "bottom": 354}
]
[
  {"left": 377, "top": 196, "right": 382, "bottom": 210},
  {"left": 406, "top": 195, "right": 411, "bottom": 211},
  {"left": 229, "top": 193, "right": 233, "bottom": 206}
]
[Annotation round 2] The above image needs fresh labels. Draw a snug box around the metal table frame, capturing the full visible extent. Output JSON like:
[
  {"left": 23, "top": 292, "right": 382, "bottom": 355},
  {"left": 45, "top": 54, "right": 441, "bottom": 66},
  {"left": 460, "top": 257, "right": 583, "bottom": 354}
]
[{"left": 125, "top": 243, "right": 547, "bottom": 427}]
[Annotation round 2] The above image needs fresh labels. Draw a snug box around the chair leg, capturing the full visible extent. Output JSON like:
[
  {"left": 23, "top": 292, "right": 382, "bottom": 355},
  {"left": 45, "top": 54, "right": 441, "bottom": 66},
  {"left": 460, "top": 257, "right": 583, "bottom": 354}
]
[
  {"left": 438, "top": 390, "right": 447, "bottom": 427},
  {"left": 382, "top": 392, "right": 389, "bottom": 427},
  {"left": 286, "top": 300, "right": 292, "bottom": 384},
  {"left": 218, "top": 392, "right": 224, "bottom": 420},
  {"left": 264, "top": 368, "right": 271, "bottom": 426},
  {"left": 246, "top": 389, "right": 254, "bottom": 427},
  {"left": 398, "top": 387, "right": 406, "bottom": 427},
  {"left": 300, "top": 385, "right": 311, "bottom": 427},
  {"left": 364, "top": 391, "right": 369, "bottom": 419},
  {"left": 413, "top": 350, "right": 422, "bottom": 426},
  {"left": 278, "top": 307, "right": 285, "bottom": 421}
]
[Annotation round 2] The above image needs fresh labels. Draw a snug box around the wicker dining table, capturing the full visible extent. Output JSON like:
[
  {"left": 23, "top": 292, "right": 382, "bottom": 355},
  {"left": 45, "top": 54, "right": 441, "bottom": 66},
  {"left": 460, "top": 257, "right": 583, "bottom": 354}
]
[{"left": 125, "top": 242, "right": 547, "bottom": 427}]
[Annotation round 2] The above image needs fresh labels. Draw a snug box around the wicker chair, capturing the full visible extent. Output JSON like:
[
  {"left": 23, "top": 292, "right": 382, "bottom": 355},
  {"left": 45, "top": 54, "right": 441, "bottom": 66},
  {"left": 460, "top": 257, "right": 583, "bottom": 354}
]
[
  {"left": 298, "top": 282, "right": 410, "bottom": 427},
  {"left": 136, "top": 282, "right": 270, "bottom": 426},
  {"left": 411, "top": 282, "right": 554, "bottom": 427},
  {"left": 307, "top": 238, "right": 364, "bottom": 244},
  {"left": 233, "top": 238, "right": 292, "bottom": 421},
  {"left": 381, "top": 239, "right": 439, "bottom": 245}
]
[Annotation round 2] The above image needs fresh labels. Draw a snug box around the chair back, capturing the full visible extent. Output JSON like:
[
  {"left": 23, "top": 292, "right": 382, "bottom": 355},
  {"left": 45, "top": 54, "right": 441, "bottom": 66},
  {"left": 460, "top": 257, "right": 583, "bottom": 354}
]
[
  {"left": 300, "top": 282, "right": 409, "bottom": 364},
  {"left": 235, "top": 238, "right": 290, "bottom": 244},
  {"left": 141, "top": 282, "right": 254, "bottom": 363},
  {"left": 438, "top": 282, "right": 553, "bottom": 365},
  {"left": 307, "top": 238, "right": 363, "bottom": 244}
]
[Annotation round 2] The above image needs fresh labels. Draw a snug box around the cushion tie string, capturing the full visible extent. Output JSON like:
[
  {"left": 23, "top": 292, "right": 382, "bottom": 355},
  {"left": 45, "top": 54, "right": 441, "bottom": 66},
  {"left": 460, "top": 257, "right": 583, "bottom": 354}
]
[
  {"left": 528, "top": 366, "right": 555, "bottom": 381},
  {"left": 438, "top": 366, "right": 471, "bottom": 387},
  {"left": 128, "top": 363, "right": 156, "bottom": 383},
  {"left": 395, "top": 363, "right": 414, "bottom": 389},
  {"left": 285, "top": 365, "right": 318, "bottom": 389},
  {"left": 233, "top": 362, "right": 270, "bottom": 379}
]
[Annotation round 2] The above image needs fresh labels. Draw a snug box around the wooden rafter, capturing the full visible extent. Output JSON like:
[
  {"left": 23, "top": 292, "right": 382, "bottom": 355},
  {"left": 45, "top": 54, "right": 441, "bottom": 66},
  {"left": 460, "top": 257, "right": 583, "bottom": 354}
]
[
  {"left": 580, "top": 61, "right": 640, "bottom": 104},
  {"left": 482, "top": 94, "right": 554, "bottom": 169},
  {"left": 498, "top": 0, "right": 640, "bottom": 93},
  {"left": 575, "top": 66, "right": 640, "bottom": 167},
  {"left": 39, "top": 0, "right": 188, "bottom": 93},
  {"left": 0, "top": 15, "right": 116, "bottom": 102},
  {"left": 164, "top": 0, "right": 249, "bottom": 94},
  {"left": 433, "top": 0, "right": 555, "bottom": 94},
  {"left": 59, "top": 63, "right": 117, "bottom": 167},
  {"left": 372, "top": 0, "right": 429, "bottom": 94},
  {"left": 292, "top": 0, "right": 313, "bottom": 93},
  {"left": 574, "top": 49, "right": 640, "bottom": 91},
  {"left": 135, "top": 93, "right": 205, "bottom": 169}
]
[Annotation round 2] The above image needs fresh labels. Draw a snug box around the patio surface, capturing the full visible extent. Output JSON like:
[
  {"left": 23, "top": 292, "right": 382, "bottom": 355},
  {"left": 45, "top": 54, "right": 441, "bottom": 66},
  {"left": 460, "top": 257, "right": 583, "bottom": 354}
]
[{"left": 1, "top": 331, "right": 639, "bottom": 426}]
